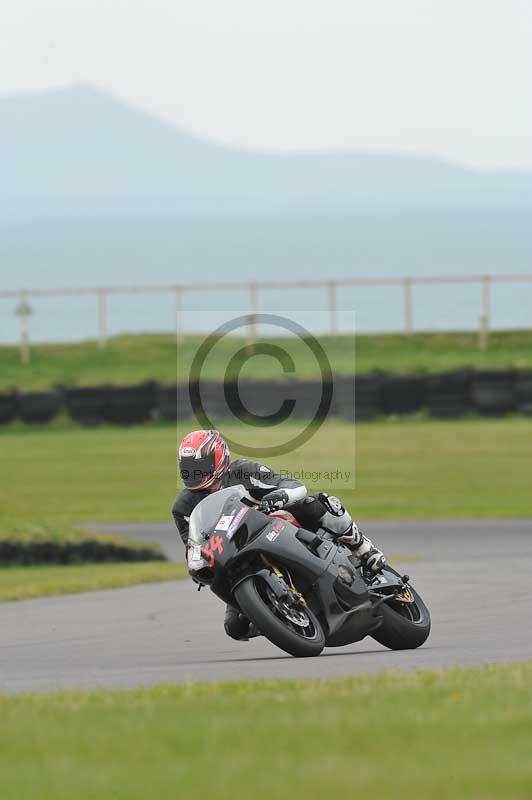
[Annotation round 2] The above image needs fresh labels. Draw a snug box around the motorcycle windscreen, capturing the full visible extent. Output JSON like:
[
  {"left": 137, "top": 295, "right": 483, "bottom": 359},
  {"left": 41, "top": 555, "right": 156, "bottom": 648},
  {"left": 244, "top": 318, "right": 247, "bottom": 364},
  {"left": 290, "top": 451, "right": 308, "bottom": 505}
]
[{"left": 188, "top": 485, "right": 250, "bottom": 546}]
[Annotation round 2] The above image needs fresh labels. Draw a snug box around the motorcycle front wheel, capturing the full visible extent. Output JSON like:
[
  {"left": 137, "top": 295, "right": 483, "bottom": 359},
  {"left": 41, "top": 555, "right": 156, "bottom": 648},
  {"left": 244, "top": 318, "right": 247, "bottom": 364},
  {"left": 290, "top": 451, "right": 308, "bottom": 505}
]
[{"left": 234, "top": 575, "right": 325, "bottom": 658}]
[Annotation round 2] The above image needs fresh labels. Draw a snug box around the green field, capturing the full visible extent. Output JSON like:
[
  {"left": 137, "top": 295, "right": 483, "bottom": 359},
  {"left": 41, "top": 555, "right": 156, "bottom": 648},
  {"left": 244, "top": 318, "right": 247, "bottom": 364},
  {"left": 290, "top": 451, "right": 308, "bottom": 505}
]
[
  {"left": 2, "top": 329, "right": 532, "bottom": 389},
  {"left": 2, "top": 663, "right": 531, "bottom": 800},
  {"left": 2, "top": 418, "right": 531, "bottom": 524},
  {"left": 0, "top": 562, "right": 184, "bottom": 601}
]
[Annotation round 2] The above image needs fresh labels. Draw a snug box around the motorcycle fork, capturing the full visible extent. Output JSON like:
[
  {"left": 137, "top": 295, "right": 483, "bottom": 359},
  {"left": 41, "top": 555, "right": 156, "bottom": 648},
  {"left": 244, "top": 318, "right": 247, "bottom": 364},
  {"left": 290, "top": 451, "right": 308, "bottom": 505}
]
[{"left": 260, "top": 554, "right": 308, "bottom": 607}]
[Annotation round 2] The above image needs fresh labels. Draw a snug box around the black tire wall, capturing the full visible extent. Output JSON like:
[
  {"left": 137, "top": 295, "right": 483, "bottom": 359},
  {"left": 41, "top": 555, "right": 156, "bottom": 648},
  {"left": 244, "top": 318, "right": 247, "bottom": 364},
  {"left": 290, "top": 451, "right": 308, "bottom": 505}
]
[
  {"left": 471, "top": 370, "right": 516, "bottom": 416},
  {"left": 63, "top": 387, "right": 109, "bottom": 426},
  {"left": 3, "top": 369, "right": 532, "bottom": 426},
  {"left": 334, "top": 375, "right": 382, "bottom": 421},
  {"left": 379, "top": 375, "right": 426, "bottom": 415},
  {"left": 19, "top": 391, "right": 61, "bottom": 424},
  {"left": 103, "top": 383, "right": 156, "bottom": 425},
  {"left": 426, "top": 371, "right": 473, "bottom": 419},
  {"left": 515, "top": 371, "right": 532, "bottom": 416},
  {"left": 0, "top": 392, "right": 18, "bottom": 424}
]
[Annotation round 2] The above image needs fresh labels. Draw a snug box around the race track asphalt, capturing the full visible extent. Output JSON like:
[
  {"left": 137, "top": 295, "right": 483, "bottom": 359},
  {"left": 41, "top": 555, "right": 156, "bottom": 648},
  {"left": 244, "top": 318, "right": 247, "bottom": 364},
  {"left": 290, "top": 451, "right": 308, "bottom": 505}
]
[{"left": 1, "top": 520, "right": 531, "bottom": 694}]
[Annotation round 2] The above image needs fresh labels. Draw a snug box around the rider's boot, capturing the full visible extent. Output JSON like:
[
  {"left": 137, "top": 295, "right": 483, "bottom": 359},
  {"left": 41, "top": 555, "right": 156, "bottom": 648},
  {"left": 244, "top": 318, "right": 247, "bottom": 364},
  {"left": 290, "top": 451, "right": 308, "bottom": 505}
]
[
  {"left": 315, "top": 493, "right": 386, "bottom": 574},
  {"left": 224, "top": 605, "right": 261, "bottom": 641},
  {"left": 338, "top": 523, "right": 386, "bottom": 574},
  {"left": 224, "top": 604, "right": 251, "bottom": 640}
]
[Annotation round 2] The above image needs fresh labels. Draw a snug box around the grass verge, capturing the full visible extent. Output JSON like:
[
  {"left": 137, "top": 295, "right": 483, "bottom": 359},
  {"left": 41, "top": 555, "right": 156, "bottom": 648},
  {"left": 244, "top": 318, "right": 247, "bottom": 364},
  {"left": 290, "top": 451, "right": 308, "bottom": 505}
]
[
  {"left": 1, "top": 417, "right": 531, "bottom": 520},
  {"left": 0, "top": 562, "right": 185, "bottom": 602},
  {"left": 1, "top": 663, "right": 531, "bottom": 799},
  {"left": 0, "top": 520, "right": 174, "bottom": 600},
  {"left": 1, "top": 329, "right": 532, "bottom": 390}
]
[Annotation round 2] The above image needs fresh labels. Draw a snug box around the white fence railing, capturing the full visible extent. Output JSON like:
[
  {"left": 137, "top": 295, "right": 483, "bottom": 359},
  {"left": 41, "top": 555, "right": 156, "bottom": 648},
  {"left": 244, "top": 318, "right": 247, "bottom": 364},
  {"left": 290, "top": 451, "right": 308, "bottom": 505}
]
[{"left": 2, "top": 273, "right": 531, "bottom": 363}]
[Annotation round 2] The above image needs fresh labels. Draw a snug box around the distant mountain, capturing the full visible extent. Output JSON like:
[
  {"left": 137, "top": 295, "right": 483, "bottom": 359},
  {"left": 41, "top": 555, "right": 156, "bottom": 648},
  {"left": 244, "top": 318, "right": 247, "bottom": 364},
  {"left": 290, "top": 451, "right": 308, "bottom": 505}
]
[
  {"left": 2, "top": 84, "right": 531, "bottom": 218},
  {"left": 1, "top": 85, "right": 531, "bottom": 344}
]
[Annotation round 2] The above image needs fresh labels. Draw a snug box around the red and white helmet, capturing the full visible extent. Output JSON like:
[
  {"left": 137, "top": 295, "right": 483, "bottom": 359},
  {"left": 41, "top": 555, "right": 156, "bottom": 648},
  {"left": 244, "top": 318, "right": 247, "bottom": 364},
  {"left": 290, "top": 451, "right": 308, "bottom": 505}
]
[{"left": 178, "top": 430, "right": 231, "bottom": 491}]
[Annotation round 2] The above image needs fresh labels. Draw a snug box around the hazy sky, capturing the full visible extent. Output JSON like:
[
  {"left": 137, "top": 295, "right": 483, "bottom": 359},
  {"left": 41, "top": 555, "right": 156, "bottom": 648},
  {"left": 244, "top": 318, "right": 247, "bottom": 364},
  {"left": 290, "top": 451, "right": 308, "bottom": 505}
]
[{"left": 2, "top": 0, "right": 531, "bottom": 169}]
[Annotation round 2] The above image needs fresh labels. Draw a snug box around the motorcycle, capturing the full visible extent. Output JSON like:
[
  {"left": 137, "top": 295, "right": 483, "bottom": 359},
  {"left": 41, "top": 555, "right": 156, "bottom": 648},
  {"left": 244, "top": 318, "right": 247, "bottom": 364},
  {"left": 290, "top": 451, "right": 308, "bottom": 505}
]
[{"left": 187, "top": 485, "right": 431, "bottom": 657}]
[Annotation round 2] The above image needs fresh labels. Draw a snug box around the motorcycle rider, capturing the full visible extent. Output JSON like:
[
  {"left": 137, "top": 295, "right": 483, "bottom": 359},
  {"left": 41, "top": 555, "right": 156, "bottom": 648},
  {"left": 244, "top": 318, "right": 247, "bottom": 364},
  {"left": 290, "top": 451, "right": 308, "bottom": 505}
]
[{"left": 172, "top": 429, "right": 386, "bottom": 640}]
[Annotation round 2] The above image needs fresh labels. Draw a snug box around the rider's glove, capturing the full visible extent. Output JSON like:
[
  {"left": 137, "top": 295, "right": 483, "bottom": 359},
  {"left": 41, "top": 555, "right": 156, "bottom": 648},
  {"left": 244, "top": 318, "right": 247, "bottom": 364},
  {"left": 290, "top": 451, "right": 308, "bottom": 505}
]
[{"left": 258, "top": 489, "right": 289, "bottom": 514}]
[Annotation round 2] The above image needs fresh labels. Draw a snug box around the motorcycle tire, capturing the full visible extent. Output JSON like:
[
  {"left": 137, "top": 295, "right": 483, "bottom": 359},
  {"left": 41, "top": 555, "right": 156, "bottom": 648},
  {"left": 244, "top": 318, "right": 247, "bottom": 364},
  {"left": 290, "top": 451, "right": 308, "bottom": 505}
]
[
  {"left": 371, "top": 582, "right": 431, "bottom": 650},
  {"left": 234, "top": 575, "right": 325, "bottom": 658}
]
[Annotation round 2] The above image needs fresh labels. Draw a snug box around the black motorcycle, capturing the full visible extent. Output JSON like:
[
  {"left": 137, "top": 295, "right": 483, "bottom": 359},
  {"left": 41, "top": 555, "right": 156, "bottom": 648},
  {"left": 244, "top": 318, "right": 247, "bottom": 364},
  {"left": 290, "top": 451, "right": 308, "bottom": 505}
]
[{"left": 187, "top": 485, "right": 431, "bottom": 658}]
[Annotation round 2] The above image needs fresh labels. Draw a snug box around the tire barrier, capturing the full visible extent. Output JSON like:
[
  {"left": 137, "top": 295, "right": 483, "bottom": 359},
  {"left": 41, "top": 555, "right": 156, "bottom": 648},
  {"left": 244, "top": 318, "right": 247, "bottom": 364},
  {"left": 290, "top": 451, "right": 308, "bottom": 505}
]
[
  {"left": 63, "top": 386, "right": 109, "bottom": 426},
  {"left": 4, "top": 369, "right": 532, "bottom": 427},
  {"left": 63, "top": 384, "right": 156, "bottom": 426},
  {"left": 334, "top": 375, "right": 382, "bottom": 421},
  {"left": 193, "top": 380, "right": 233, "bottom": 421},
  {"left": 160, "top": 380, "right": 332, "bottom": 424},
  {"left": 0, "top": 392, "right": 18, "bottom": 424},
  {"left": 156, "top": 384, "right": 194, "bottom": 421},
  {"left": 103, "top": 382, "right": 156, "bottom": 425},
  {"left": 379, "top": 375, "right": 426, "bottom": 415},
  {"left": 231, "top": 380, "right": 296, "bottom": 422},
  {"left": 470, "top": 370, "right": 516, "bottom": 416},
  {"left": 18, "top": 391, "right": 61, "bottom": 424},
  {"left": 156, "top": 384, "right": 177, "bottom": 421},
  {"left": 426, "top": 371, "right": 473, "bottom": 419},
  {"left": 332, "top": 376, "right": 354, "bottom": 421},
  {"left": 516, "top": 371, "right": 532, "bottom": 416},
  {"left": 356, "top": 374, "right": 383, "bottom": 420},
  {"left": 0, "top": 538, "right": 165, "bottom": 566},
  {"left": 278, "top": 380, "right": 331, "bottom": 420}
]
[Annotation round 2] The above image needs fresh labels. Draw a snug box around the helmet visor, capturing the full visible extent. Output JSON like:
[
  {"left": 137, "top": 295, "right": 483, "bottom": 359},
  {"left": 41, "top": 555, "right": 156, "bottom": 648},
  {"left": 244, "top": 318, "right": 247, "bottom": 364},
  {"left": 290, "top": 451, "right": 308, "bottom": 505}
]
[{"left": 180, "top": 455, "right": 215, "bottom": 489}]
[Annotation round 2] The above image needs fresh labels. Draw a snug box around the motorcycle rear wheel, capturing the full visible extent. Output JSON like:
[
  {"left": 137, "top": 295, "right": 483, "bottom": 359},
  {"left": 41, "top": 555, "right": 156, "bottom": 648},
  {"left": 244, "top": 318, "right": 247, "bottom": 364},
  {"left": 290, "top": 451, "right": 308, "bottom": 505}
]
[
  {"left": 371, "top": 582, "right": 431, "bottom": 650},
  {"left": 234, "top": 576, "right": 325, "bottom": 658}
]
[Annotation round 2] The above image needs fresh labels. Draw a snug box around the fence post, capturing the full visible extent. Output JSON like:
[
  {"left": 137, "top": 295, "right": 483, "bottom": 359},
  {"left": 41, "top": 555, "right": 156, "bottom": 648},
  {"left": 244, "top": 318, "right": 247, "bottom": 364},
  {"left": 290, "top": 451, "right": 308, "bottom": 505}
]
[
  {"left": 478, "top": 275, "right": 491, "bottom": 351},
  {"left": 15, "top": 292, "right": 32, "bottom": 365},
  {"left": 403, "top": 278, "right": 413, "bottom": 334},
  {"left": 248, "top": 281, "right": 258, "bottom": 353},
  {"left": 328, "top": 280, "right": 337, "bottom": 335},
  {"left": 97, "top": 290, "right": 107, "bottom": 350},
  {"left": 175, "top": 287, "right": 184, "bottom": 346}
]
